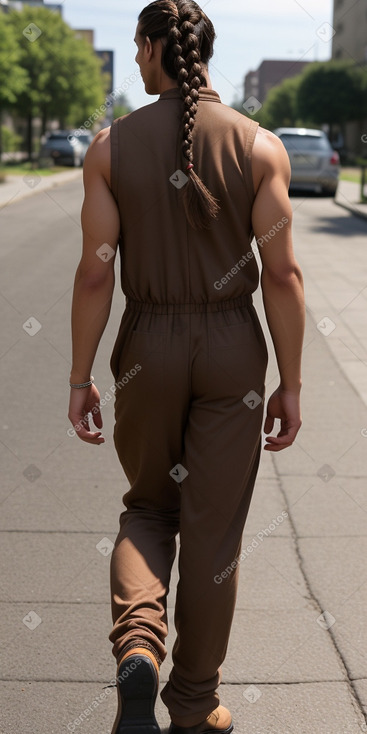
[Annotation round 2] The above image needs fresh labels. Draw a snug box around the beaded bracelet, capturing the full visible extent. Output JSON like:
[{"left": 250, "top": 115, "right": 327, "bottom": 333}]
[{"left": 69, "top": 376, "right": 94, "bottom": 389}]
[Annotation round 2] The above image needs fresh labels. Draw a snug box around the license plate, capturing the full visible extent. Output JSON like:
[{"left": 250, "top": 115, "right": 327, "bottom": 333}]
[{"left": 291, "top": 154, "right": 319, "bottom": 169}]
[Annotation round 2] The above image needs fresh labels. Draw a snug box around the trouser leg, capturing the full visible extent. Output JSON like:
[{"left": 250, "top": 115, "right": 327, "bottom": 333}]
[
  {"left": 161, "top": 304, "right": 268, "bottom": 726},
  {"left": 108, "top": 308, "right": 189, "bottom": 666},
  {"left": 109, "top": 509, "right": 178, "bottom": 666}
]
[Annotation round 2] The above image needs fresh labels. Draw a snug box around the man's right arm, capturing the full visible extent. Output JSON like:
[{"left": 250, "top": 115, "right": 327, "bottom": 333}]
[{"left": 251, "top": 128, "right": 305, "bottom": 451}]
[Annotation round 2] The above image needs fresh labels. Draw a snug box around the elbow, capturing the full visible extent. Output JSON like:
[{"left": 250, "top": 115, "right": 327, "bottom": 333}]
[
  {"left": 75, "top": 263, "right": 115, "bottom": 290},
  {"left": 262, "top": 263, "right": 303, "bottom": 288}
]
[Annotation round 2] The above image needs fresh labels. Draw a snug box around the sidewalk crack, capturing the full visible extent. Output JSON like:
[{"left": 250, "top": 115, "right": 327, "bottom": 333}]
[{"left": 270, "top": 452, "right": 367, "bottom": 728}]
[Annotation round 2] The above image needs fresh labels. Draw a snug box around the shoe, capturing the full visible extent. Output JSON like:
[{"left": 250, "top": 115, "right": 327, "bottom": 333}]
[
  {"left": 111, "top": 647, "right": 161, "bottom": 734},
  {"left": 169, "top": 706, "right": 233, "bottom": 734}
]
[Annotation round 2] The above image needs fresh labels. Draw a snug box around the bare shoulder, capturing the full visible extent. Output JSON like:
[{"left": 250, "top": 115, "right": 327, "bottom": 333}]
[
  {"left": 83, "top": 127, "right": 111, "bottom": 186},
  {"left": 252, "top": 127, "right": 291, "bottom": 192},
  {"left": 253, "top": 127, "right": 289, "bottom": 165}
]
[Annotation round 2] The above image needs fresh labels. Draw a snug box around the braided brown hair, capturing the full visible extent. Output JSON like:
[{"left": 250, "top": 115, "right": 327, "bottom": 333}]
[{"left": 138, "top": 0, "right": 220, "bottom": 230}]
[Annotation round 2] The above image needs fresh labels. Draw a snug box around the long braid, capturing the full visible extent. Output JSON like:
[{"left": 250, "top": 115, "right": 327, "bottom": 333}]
[
  {"left": 180, "top": 17, "right": 203, "bottom": 145},
  {"left": 138, "top": 0, "right": 219, "bottom": 230},
  {"left": 167, "top": 5, "right": 220, "bottom": 229}
]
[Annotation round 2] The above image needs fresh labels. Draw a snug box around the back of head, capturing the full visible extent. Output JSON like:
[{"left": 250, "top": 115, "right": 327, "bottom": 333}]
[{"left": 138, "top": 0, "right": 220, "bottom": 230}]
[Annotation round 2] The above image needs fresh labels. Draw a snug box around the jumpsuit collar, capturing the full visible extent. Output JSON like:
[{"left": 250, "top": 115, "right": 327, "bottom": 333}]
[{"left": 159, "top": 87, "right": 222, "bottom": 103}]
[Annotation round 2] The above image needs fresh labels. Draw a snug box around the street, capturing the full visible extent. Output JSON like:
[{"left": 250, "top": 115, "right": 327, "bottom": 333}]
[{"left": 1, "top": 177, "right": 367, "bottom": 733}]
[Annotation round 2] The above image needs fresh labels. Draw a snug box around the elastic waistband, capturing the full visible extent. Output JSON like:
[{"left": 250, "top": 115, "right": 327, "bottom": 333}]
[{"left": 125, "top": 293, "right": 253, "bottom": 314}]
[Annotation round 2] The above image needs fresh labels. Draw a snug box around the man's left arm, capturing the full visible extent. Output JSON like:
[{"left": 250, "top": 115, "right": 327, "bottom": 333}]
[{"left": 68, "top": 128, "right": 120, "bottom": 445}]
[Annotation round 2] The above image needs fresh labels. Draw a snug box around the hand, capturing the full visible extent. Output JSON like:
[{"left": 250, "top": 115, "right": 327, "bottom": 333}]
[
  {"left": 68, "top": 383, "right": 105, "bottom": 445},
  {"left": 263, "top": 385, "right": 302, "bottom": 451}
]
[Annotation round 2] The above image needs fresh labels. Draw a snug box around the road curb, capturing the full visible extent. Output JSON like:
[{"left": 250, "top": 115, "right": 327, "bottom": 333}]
[{"left": 334, "top": 197, "right": 367, "bottom": 222}]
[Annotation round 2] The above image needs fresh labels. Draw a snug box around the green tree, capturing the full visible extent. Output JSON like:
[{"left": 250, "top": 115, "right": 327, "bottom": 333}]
[
  {"left": 7, "top": 7, "right": 105, "bottom": 159},
  {"left": 232, "top": 75, "right": 306, "bottom": 130},
  {"left": 261, "top": 75, "right": 302, "bottom": 130},
  {"left": 66, "top": 68, "right": 111, "bottom": 130},
  {"left": 296, "top": 60, "right": 366, "bottom": 139},
  {"left": 0, "top": 13, "right": 27, "bottom": 158},
  {"left": 113, "top": 94, "right": 133, "bottom": 120},
  {"left": 230, "top": 95, "right": 268, "bottom": 127}
]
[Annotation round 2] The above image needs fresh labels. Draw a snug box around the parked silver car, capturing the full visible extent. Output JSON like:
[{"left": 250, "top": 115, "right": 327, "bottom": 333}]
[
  {"left": 40, "top": 130, "right": 84, "bottom": 167},
  {"left": 273, "top": 127, "right": 340, "bottom": 196}
]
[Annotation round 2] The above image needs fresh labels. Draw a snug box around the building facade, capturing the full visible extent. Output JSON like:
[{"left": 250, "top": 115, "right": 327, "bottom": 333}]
[
  {"left": 244, "top": 60, "right": 311, "bottom": 105},
  {"left": 332, "top": 0, "right": 367, "bottom": 63},
  {"left": 332, "top": 0, "right": 367, "bottom": 157},
  {"left": 75, "top": 30, "right": 115, "bottom": 104}
]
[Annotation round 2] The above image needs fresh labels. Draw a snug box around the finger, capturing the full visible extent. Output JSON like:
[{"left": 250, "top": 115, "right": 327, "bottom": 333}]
[
  {"left": 76, "top": 426, "right": 105, "bottom": 444},
  {"left": 92, "top": 406, "right": 103, "bottom": 430},
  {"left": 78, "top": 412, "right": 90, "bottom": 432},
  {"left": 277, "top": 427, "right": 290, "bottom": 438},
  {"left": 264, "top": 434, "right": 292, "bottom": 446},
  {"left": 69, "top": 414, "right": 104, "bottom": 444},
  {"left": 81, "top": 434, "right": 105, "bottom": 445},
  {"left": 264, "top": 434, "right": 294, "bottom": 449},
  {"left": 263, "top": 415, "right": 274, "bottom": 434},
  {"left": 264, "top": 430, "right": 297, "bottom": 450}
]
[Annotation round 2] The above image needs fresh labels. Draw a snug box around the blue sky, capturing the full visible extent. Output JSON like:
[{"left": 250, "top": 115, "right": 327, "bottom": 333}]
[{"left": 60, "top": 0, "right": 334, "bottom": 111}]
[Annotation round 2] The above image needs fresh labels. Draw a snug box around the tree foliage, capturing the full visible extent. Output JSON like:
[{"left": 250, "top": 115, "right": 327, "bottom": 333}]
[
  {"left": 0, "top": 13, "right": 27, "bottom": 108},
  {"left": 0, "top": 12, "right": 28, "bottom": 157},
  {"left": 113, "top": 94, "right": 133, "bottom": 120},
  {"left": 5, "top": 7, "right": 106, "bottom": 157},
  {"left": 261, "top": 75, "right": 302, "bottom": 129},
  {"left": 232, "top": 76, "right": 304, "bottom": 130},
  {"left": 234, "top": 60, "right": 367, "bottom": 138},
  {"left": 296, "top": 60, "right": 367, "bottom": 129}
]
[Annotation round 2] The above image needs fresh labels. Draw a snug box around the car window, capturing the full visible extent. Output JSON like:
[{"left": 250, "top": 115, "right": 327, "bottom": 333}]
[
  {"left": 279, "top": 134, "right": 331, "bottom": 152},
  {"left": 48, "top": 134, "right": 68, "bottom": 140}
]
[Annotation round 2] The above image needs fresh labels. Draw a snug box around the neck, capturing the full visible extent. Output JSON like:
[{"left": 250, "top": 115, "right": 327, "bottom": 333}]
[{"left": 158, "top": 67, "right": 212, "bottom": 94}]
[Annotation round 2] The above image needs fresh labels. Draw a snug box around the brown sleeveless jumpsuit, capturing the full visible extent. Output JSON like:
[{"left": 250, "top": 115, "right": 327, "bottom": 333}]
[{"left": 108, "top": 87, "right": 268, "bottom": 728}]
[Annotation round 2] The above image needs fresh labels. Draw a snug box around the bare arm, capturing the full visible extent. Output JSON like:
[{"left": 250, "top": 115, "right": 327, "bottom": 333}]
[
  {"left": 68, "top": 128, "right": 120, "bottom": 445},
  {"left": 252, "top": 128, "right": 305, "bottom": 451}
]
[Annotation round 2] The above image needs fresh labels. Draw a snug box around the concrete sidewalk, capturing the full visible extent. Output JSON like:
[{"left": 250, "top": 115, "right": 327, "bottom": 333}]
[
  {"left": 335, "top": 179, "right": 367, "bottom": 221},
  {"left": 2, "top": 298, "right": 366, "bottom": 734},
  {"left": 0, "top": 168, "right": 83, "bottom": 210},
  {"left": 0, "top": 181, "right": 367, "bottom": 734}
]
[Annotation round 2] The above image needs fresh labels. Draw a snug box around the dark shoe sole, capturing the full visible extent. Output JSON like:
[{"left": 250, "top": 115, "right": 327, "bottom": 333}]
[
  {"left": 169, "top": 723, "right": 233, "bottom": 734},
  {"left": 111, "top": 654, "right": 161, "bottom": 734}
]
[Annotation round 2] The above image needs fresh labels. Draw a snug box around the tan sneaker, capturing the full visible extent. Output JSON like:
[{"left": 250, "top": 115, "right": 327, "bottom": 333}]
[
  {"left": 111, "top": 647, "right": 161, "bottom": 734},
  {"left": 169, "top": 705, "right": 233, "bottom": 734}
]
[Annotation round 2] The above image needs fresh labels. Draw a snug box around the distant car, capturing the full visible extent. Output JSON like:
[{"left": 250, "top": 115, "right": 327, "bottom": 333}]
[
  {"left": 40, "top": 131, "right": 84, "bottom": 167},
  {"left": 73, "top": 131, "right": 94, "bottom": 162},
  {"left": 273, "top": 127, "right": 340, "bottom": 196}
]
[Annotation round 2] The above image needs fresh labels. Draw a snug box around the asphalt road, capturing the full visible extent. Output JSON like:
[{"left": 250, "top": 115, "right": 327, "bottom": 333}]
[{"left": 1, "top": 178, "right": 367, "bottom": 734}]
